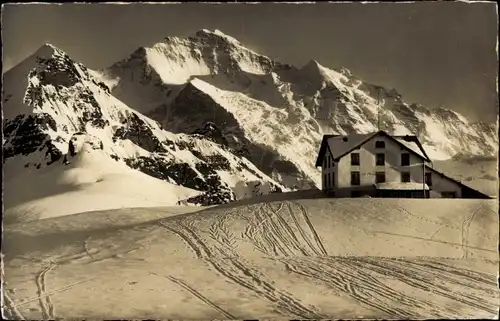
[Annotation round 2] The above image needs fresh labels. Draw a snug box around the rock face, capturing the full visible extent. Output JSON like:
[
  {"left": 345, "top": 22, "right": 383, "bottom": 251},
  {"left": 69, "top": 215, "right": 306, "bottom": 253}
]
[
  {"left": 105, "top": 29, "right": 497, "bottom": 189},
  {"left": 3, "top": 43, "right": 286, "bottom": 207}
]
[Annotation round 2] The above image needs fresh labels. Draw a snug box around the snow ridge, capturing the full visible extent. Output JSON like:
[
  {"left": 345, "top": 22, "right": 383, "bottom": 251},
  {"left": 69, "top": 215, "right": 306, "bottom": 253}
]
[{"left": 3, "top": 43, "right": 286, "bottom": 216}]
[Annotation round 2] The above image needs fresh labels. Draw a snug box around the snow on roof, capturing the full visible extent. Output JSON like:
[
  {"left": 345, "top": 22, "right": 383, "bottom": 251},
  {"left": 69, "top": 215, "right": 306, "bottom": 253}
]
[
  {"left": 394, "top": 137, "right": 428, "bottom": 160},
  {"left": 326, "top": 133, "right": 375, "bottom": 159},
  {"left": 375, "top": 182, "right": 430, "bottom": 190},
  {"left": 318, "top": 131, "right": 431, "bottom": 164}
]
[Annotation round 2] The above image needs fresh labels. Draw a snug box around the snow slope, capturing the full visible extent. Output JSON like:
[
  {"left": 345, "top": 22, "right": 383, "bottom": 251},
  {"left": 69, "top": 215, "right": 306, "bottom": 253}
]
[
  {"left": 432, "top": 155, "right": 498, "bottom": 197},
  {"left": 2, "top": 43, "right": 287, "bottom": 216},
  {"left": 3, "top": 140, "right": 201, "bottom": 224},
  {"left": 182, "top": 78, "right": 322, "bottom": 188},
  {"left": 3, "top": 198, "right": 498, "bottom": 319},
  {"left": 106, "top": 29, "right": 497, "bottom": 190}
]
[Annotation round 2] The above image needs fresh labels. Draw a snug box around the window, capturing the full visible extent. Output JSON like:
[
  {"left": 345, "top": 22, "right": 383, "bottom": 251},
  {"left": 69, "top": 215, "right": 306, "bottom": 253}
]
[
  {"left": 331, "top": 172, "right": 335, "bottom": 187},
  {"left": 401, "top": 153, "right": 410, "bottom": 166},
  {"left": 323, "top": 173, "right": 327, "bottom": 189},
  {"left": 425, "top": 172, "right": 432, "bottom": 187},
  {"left": 328, "top": 154, "right": 331, "bottom": 168},
  {"left": 376, "top": 153, "right": 385, "bottom": 166},
  {"left": 351, "top": 171, "right": 360, "bottom": 186},
  {"left": 401, "top": 172, "right": 411, "bottom": 183},
  {"left": 351, "top": 153, "right": 360, "bottom": 166},
  {"left": 327, "top": 173, "right": 330, "bottom": 189},
  {"left": 375, "top": 171, "right": 386, "bottom": 183},
  {"left": 375, "top": 141, "right": 385, "bottom": 149}
]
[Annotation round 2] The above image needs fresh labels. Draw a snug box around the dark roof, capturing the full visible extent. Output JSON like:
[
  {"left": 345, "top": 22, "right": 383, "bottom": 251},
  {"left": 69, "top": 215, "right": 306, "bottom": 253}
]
[
  {"left": 314, "top": 134, "right": 338, "bottom": 167},
  {"left": 315, "top": 130, "right": 431, "bottom": 167},
  {"left": 393, "top": 135, "right": 432, "bottom": 161},
  {"left": 425, "top": 165, "right": 493, "bottom": 199}
]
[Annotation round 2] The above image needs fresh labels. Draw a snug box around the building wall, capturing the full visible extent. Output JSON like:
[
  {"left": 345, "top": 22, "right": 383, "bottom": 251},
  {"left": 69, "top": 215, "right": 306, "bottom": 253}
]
[
  {"left": 321, "top": 146, "right": 338, "bottom": 191},
  {"left": 336, "top": 134, "right": 428, "bottom": 189},
  {"left": 427, "top": 169, "right": 463, "bottom": 198},
  {"left": 319, "top": 133, "right": 465, "bottom": 198}
]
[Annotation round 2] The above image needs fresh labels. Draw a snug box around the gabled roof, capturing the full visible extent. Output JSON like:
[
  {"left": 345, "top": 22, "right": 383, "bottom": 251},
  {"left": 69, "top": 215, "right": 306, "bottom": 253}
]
[
  {"left": 314, "top": 134, "right": 339, "bottom": 167},
  {"left": 315, "top": 130, "right": 431, "bottom": 167},
  {"left": 424, "top": 165, "right": 493, "bottom": 199},
  {"left": 393, "top": 135, "right": 431, "bottom": 161}
]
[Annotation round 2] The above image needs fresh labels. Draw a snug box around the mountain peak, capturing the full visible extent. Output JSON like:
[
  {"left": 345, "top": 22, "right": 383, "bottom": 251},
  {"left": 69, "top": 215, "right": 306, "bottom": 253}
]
[
  {"left": 305, "top": 59, "right": 322, "bottom": 68},
  {"left": 194, "top": 28, "right": 241, "bottom": 44},
  {"left": 300, "top": 59, "right": 329, "bottom": 82},
  {"left": 33, "top": 43, "right": 64, "bottom": 59}
]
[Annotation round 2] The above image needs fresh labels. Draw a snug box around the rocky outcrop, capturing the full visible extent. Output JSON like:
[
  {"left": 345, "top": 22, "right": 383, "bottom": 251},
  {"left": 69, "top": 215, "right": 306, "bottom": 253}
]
[{"left": 3, "top": 43, "right": 287, "bottom": 206}]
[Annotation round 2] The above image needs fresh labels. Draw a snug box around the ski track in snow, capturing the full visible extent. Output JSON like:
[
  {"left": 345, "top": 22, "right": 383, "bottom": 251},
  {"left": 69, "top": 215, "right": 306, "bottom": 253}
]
[
  {"left": 155, "top": 201, "right": 498, "bottom": 319},
  {"left": 158, "top": 215, "right": 326, "bottom": 319},
  {"left": 367, "top": 200, "right": 496, "bottom": 244},
  {"left": 282, "top": 256, "right": 437, "bottom": 318},
  {"left": 35, "top": 262, "right": 56, "bottom": 319},
  {"left": 83, "top": 237, "right": 97, "bottom": 261},
  {"left": 3, "top": 291, "right": 26, "bottom": 320},
  {"left": 242, "top": 202, "right": 327, "bottom": 257},
  {"left": 461, "top": 204, "right": 484, "bottom": 259},
  {"left": 5, "top": 200, "right": 498, "bottom": 319},
  {"left": 291, "top": 201, "right": 328, "bottom": 255},
  {"left": 151, "top": 273, "right": 236, "bottom": 319},
  {"left": 10, "top": 277, "right": 95, "bottom": 316},
  {"left": 395, "top": 258, "right": 498, "bottom": 295},
  {"left": 355, "top": 257, "right": 499, "bottom": 316},
  {"left": 281, "top": 256, "right": 498, "bottom": 318}
]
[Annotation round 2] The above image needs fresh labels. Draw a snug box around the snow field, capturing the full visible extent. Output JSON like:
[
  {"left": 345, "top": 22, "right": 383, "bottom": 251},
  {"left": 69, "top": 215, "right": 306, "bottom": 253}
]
[{"left": 3, "top": 197, "right": 498, "bottom": 319}]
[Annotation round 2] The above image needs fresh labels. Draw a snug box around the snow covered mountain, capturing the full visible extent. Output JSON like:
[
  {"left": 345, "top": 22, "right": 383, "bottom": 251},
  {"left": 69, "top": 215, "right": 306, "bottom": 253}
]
[
  {"left": 3, "top": 29, "right": 497, "bottom": 214},
  {"left": 2, "top": 43, "right": 285, "bottom": 218},
  {"left": 105, "top": 29, "right": 498, "bottom": 189}
]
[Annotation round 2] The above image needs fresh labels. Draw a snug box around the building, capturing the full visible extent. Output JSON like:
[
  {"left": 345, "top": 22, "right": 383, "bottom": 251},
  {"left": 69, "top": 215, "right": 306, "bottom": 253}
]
[
  {"left": 315, "top": 130, "right": 491, "bottom": 199},
  {"left": 423, "top": 165, "right": 491, "bottom": 199}
]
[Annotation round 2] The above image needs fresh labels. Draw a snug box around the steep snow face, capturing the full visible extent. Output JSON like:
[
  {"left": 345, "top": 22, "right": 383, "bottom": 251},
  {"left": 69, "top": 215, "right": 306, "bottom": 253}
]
[
  {"left": 3, "top": 44, "right": 287, "bottom": 213},
  {"left": 106, "top": 29, "right": 279, "bottom": 115},
  {"left": 360, "top": 87, "right": 499, "bottom": 159},
  {"left": 176, "top": 78, "right": 323, "bottom": 189}
]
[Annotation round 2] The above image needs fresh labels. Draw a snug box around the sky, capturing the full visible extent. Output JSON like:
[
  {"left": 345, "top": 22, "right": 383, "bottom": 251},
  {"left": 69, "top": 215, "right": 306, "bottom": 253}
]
[{"left": 2, "top": 2, "right": 498, "bottom": 122}]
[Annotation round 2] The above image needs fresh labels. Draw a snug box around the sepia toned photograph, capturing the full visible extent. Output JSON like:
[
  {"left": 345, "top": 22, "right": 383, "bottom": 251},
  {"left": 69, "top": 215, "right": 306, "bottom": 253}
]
[{"left": 1, "top": 1, "right": 499, "bottom": 319}]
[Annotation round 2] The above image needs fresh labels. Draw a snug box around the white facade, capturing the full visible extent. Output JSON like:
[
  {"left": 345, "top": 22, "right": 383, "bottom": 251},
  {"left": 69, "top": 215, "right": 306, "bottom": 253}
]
[
  {"left": 426, "top": 168, "right": 463, "bottom": 198},
  {"left": 320, "top": 133, "right": 431, "bottom": 196},
  {"left": 338, "top": 135, "right": 427, "bottom": 187},
  {"left": 319, "top": 132, "right": 476, "bottom": 198}
]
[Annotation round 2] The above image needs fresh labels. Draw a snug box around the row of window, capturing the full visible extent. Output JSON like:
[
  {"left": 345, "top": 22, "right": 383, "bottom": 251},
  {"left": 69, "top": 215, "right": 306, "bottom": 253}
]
[
  {"left": 324, "top": 171, "right": 433, "bottom": 187},
  {"left": 324, "top": 140, "right": 402, "bottom": 169},
  {"left": 324, "top": 153, "right": 333, "bottom": 168},
  {"left": 351, "top": 152, "right": 411, "bottom": 166},
  {"left": 323, "top": 172, "right": 335, "bottom": 188}
]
